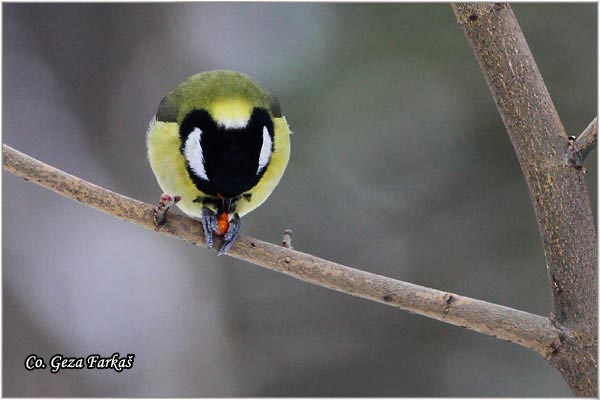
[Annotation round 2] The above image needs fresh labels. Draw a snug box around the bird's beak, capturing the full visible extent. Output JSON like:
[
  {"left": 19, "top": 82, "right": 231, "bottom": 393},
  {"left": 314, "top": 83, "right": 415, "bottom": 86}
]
[{"left": 223, "top": 197, "right": 234, "bottom": 213}]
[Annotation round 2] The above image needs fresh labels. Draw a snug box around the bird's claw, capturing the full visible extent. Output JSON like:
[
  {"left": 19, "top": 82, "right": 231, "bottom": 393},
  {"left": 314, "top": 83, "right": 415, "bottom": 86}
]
[
  {"left": 201, "top": 208, "right": 219, "bottom": 250},
  {"left": 153, "top": 194, "right": 181, "bottom": 225}
]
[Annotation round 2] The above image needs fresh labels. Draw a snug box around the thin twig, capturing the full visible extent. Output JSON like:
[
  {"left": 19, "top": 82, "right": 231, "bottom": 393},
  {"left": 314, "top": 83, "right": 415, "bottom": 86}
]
[
  {"left": 3, "top": 144, "right": 561, "bottom": 357},
  {"left": 574, "top": 117, "right": 597, "bottom": 163},
  {"left": 282, "top": 229, "right": 294, "bottom": 249},
  {"left": 566, "top": 118, "right": 597, "bottom": 170}
]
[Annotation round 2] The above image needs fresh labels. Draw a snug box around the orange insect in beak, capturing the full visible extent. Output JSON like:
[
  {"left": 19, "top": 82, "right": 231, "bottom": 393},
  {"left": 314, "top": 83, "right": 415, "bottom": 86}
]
[
  {"left": 213, "top": 192, "right": 232, "bottom": 235},
  {"left": 215, "top": 212, "right": 230, "bottom": 236}
]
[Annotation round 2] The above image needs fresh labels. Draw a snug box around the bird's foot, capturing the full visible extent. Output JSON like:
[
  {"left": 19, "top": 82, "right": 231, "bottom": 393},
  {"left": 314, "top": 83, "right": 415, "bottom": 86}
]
[
  {"left": 201, "top": 207, "right": 220, "bottom": 250},
  {"left": 201, "top": 208, "right": 241, "bottom": 255},
  {"left": 153, "top": 194, "right": 181, "bottom": 225},
  {"left": 217, "top": 214, "right": 241, "bottom": 256}
]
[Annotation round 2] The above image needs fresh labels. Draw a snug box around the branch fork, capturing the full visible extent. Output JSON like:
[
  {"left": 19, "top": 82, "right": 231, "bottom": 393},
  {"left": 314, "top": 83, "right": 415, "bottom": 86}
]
[
  {"left": 452, "top": 3, "right": 597, "bottom": 395},
  {"left": 566, "top": 117, "right": 597, "bottom": 170}
]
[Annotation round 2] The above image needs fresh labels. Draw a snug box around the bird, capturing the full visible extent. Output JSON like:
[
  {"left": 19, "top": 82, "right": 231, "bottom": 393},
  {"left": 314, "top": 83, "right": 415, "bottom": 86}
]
[{"left": 147, "top": 70, "right": 291, "bottom": 255}]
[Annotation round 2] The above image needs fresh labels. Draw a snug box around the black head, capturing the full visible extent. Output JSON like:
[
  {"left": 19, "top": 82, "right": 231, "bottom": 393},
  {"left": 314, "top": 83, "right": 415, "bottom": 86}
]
[{"left": 179, "top": 108, "right": 275, "bottom": 198}]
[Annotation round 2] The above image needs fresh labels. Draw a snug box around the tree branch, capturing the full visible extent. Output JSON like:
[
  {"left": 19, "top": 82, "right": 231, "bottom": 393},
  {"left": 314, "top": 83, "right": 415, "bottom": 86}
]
[
  {"left": 452, "top": 3, "right": 597, "bottom": 396},
  {"left": 3, "top": 143, "right": 561, "bottom": 358}
]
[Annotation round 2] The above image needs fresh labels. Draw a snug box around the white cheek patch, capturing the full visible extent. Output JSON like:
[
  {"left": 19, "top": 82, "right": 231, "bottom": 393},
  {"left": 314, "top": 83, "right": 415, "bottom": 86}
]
[
  {"left": 257, "top": 126, "right": 273, "bottom": 175},
  {"left": 184, "top": 128, "right": 209, "bottom": 181}
]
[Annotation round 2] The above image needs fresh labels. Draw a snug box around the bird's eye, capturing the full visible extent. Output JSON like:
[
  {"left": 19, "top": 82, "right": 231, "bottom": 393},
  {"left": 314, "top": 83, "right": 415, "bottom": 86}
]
[
  {"left": 183, "top": 127, "right": 209, "bottom": 181},
  {"left": 257, "top": 126, "right": 273, "bottom": 175}
]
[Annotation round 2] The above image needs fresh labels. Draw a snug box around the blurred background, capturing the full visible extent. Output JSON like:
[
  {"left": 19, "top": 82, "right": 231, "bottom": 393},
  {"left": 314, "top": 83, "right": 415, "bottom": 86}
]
[{"left": 3, "top": 3, "right": 596, "bottom": 396}]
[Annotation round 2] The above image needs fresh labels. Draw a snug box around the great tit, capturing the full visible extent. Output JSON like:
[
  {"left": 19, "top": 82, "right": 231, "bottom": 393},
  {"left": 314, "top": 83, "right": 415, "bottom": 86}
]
[{"left": 147, "top": 70, "right": 291, "bottom": 255}]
